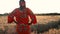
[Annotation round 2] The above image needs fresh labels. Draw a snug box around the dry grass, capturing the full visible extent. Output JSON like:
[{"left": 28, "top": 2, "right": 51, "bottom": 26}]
[
  {"left": 0, "top": 15, "right": 60, "bottom": 34},
  {"left": 36, "top": 15, "right": 60, "bottom": 24}
]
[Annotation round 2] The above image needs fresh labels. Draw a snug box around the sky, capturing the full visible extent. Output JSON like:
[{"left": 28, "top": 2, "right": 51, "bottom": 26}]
[{"left": 0, "top": 0, "right": 60, "bottom": 14}]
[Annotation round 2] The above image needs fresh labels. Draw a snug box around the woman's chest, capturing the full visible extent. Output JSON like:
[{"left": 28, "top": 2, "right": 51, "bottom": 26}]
[{"left": 15, "top": 9, "right": 28, "bottom": 18}]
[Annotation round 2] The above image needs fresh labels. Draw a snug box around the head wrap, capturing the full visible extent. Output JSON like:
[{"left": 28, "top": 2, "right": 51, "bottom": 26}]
[{"left": 19, "top": 0, "right": 25, "bottom": 2}]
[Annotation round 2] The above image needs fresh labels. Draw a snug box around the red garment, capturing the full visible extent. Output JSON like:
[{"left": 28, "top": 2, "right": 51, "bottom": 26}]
[{"left": 8, "top": 8, "right": 37, "bottom": 34}]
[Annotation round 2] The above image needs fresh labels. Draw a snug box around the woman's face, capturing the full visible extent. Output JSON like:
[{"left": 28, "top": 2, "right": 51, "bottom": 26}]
[{"left": 20, "top": 1, "right": 25, "bottom": 7}]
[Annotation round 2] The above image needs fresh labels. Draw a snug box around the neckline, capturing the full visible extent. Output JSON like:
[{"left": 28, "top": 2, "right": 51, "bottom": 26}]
[{"left": 18, "top": 8, "right": 27, "bottom": 14}]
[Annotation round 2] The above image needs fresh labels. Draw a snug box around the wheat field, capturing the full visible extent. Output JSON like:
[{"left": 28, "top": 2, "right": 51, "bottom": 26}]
[{"left": 0, "top": 15, "right": 60, "bottom": 34}]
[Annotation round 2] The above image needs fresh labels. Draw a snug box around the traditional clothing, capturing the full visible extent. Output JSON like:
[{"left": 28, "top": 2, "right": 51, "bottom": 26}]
[{"left": 8, "top": 8, "right": 37, "bottom": 34}]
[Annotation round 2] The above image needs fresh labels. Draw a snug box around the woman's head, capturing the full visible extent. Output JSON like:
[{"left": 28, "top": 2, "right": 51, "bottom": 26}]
[
  {"left": 19, "top": 0, "right": 26, "bottom": 7},
  {"left": 19, "top": 0, "right": 26, "bottom": 10}
]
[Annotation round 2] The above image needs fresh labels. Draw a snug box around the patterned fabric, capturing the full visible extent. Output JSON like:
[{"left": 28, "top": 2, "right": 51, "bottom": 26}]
[
  {"left": 8, "top": 8, "right": 37, "bottom": 34},
  {"left": 18, "top": 24, "right": 28, "bottom": 32}
]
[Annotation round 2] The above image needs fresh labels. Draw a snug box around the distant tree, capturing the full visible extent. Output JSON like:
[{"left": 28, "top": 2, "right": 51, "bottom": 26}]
[{"left": 0, "top": 13, "right": 8, "bottom": 16}]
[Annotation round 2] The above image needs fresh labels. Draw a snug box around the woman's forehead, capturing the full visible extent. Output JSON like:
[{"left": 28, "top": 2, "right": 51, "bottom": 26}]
[{"left": 20, "top": 1, "right": 25, "bottom": 3}]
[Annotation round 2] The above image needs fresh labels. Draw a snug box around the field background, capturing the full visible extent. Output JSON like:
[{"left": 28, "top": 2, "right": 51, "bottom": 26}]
[{"left": 0, "top": 15, "right": 60, "bottom": 34}]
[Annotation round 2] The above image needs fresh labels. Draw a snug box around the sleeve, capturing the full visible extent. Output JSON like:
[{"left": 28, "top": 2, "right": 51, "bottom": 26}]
[
  {"left": 27, "top": 8, "right": 37, "bottom": 24},
  {"left": 8, "top": 9, "right": 16, "bottom": 23}
]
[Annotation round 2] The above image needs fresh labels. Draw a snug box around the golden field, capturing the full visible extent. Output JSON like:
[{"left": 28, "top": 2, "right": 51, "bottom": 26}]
[
  {"left": 0, "top": 15, "right": 60, "bottom": 34},
  {"left": 0, "top": 15, "right": 60, "bottom": 25}
]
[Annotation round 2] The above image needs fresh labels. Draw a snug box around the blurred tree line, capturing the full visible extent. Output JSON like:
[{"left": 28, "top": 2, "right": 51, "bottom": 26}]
[
  {"left": 0, "top": 13, "right": 8, "bottom": 16},
  {"left": 0, "top": 13, "right": 60, "bottom": 16}
]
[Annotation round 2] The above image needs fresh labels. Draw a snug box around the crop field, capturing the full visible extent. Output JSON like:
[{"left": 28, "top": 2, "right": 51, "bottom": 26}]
[{"left": 0, "top": 15, "right": 60, "bottom": 34}]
